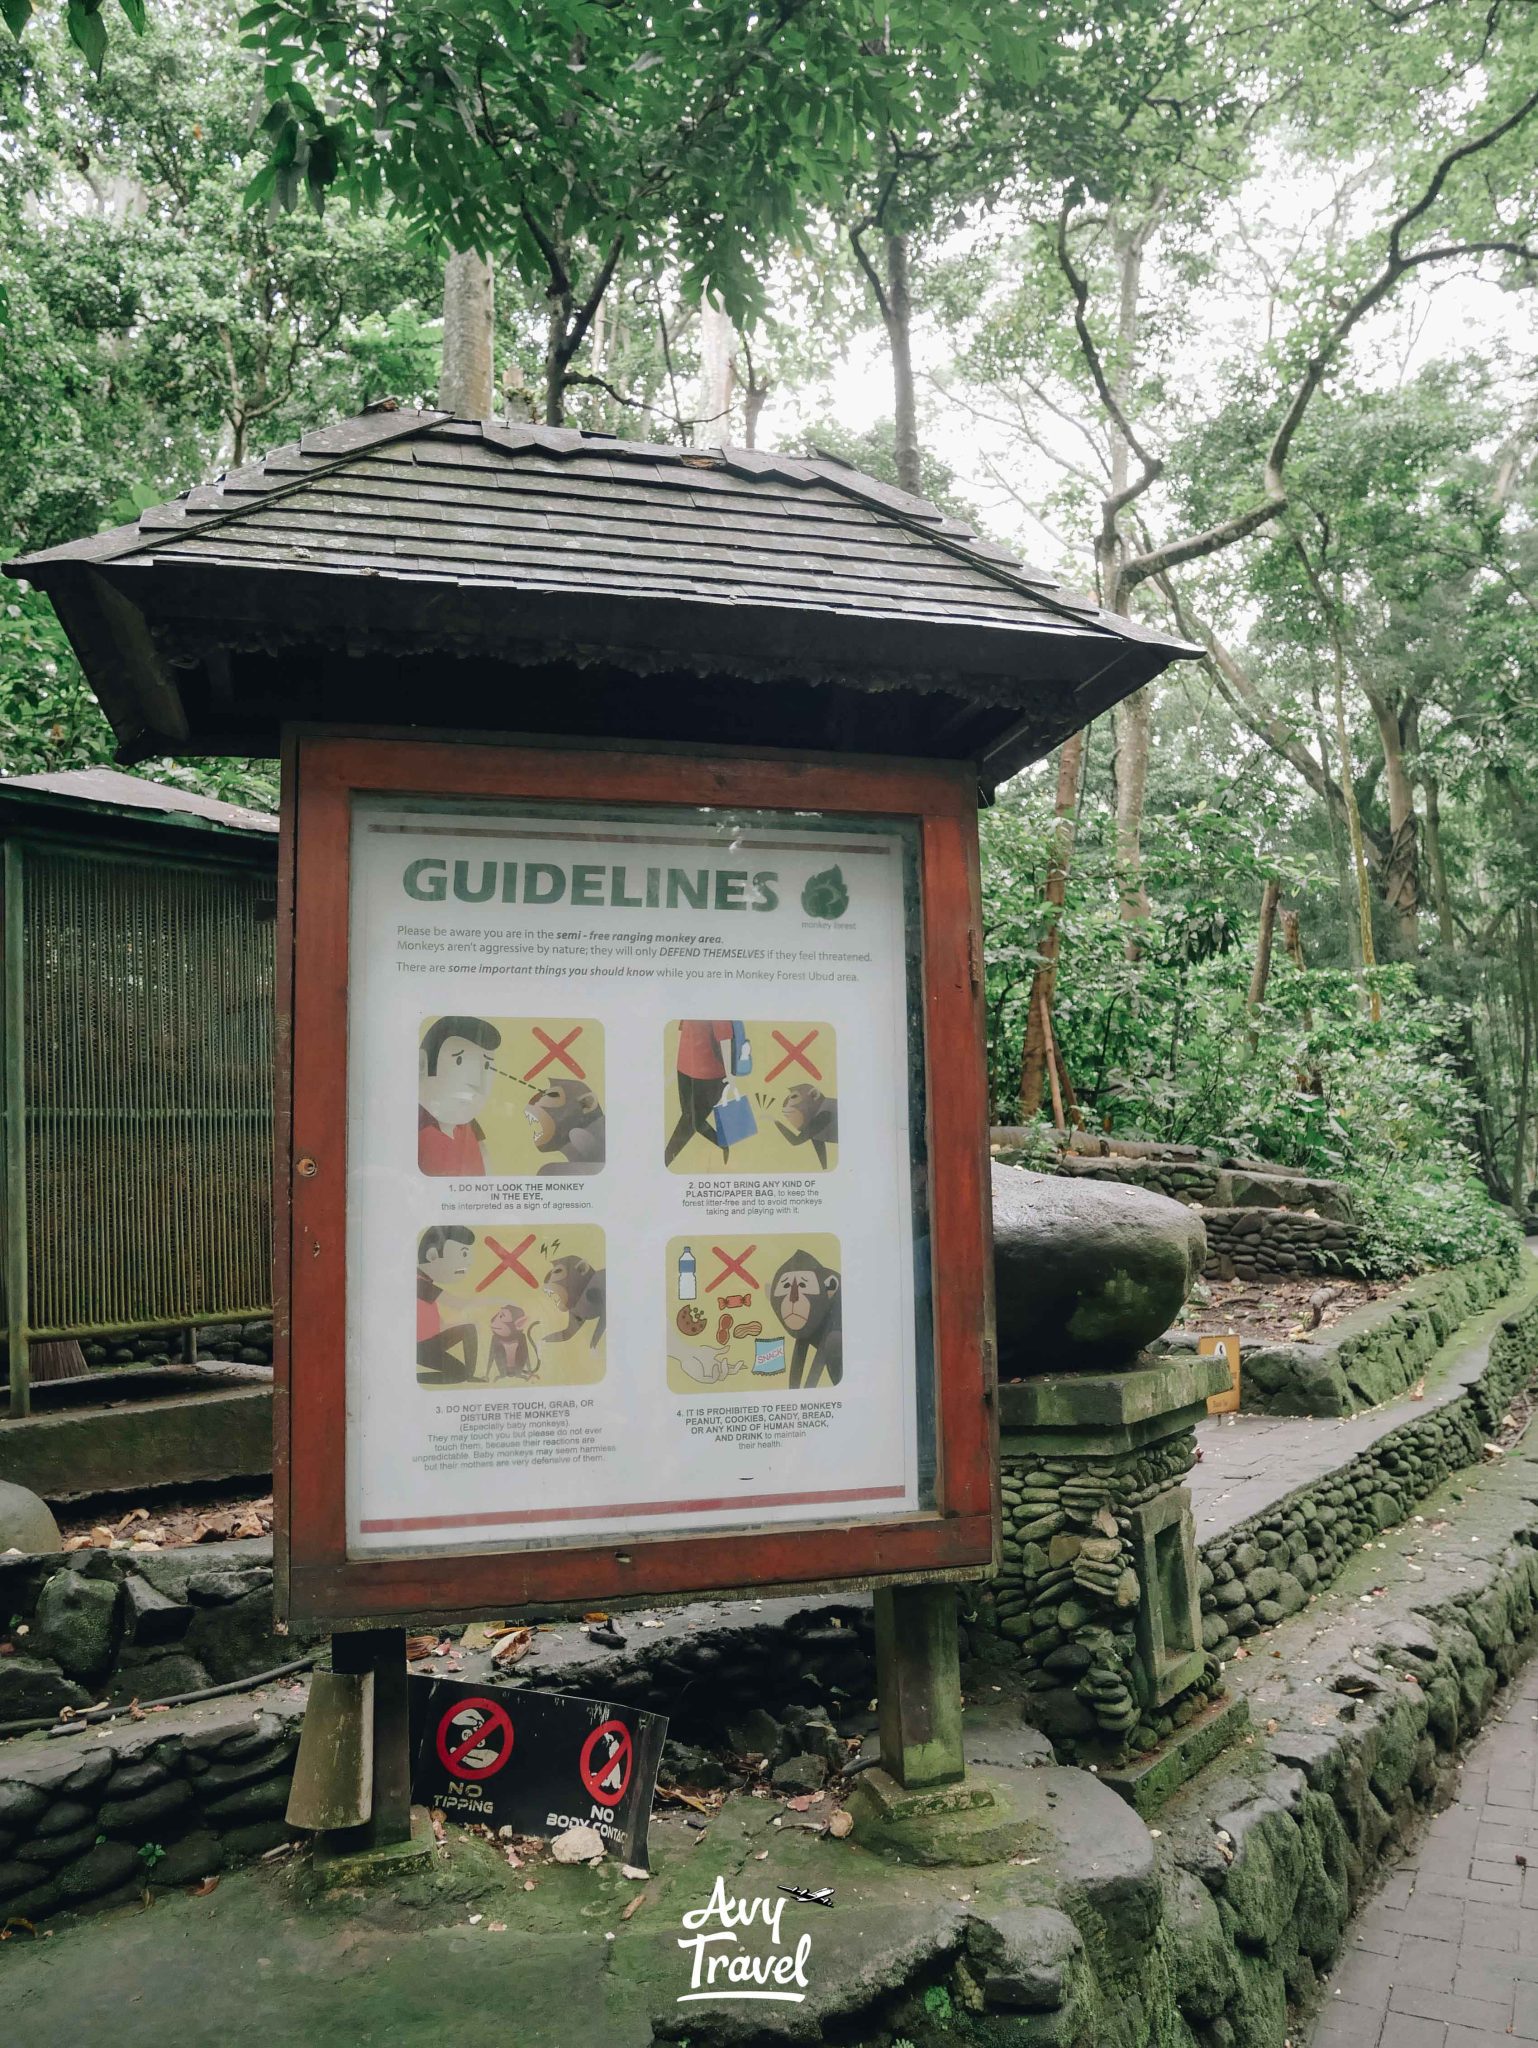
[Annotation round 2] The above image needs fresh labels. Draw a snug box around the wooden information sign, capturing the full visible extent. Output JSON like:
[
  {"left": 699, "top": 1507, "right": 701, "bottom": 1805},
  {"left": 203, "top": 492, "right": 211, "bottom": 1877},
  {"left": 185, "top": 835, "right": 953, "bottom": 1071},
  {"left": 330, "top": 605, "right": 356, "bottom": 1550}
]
[{"left": 275, "top": 731, "right": 997, "bottom": 1628}]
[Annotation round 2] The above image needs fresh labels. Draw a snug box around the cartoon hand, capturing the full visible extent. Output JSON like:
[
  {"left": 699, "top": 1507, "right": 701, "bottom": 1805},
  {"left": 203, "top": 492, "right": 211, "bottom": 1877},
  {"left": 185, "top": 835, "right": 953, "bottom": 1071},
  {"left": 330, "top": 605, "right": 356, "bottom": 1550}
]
[{"left": 671, "top": 1345, "right": 735, "bottom": 1384}]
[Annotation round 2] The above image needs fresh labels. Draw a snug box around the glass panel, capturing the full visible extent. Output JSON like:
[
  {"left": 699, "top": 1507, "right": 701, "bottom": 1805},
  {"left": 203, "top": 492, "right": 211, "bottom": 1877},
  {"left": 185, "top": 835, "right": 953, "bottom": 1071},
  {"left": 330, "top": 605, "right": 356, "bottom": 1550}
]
[{"left": 343, "top": 793, "right": 935, "bottom": 1558}]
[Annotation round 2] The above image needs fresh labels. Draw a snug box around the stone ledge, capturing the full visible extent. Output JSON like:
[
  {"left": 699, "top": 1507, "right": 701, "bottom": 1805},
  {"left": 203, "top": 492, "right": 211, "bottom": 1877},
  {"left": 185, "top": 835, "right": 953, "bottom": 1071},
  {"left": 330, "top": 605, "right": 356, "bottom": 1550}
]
[{"left": 999, "top": 1354, "right": 1230, "bottom": 1435}]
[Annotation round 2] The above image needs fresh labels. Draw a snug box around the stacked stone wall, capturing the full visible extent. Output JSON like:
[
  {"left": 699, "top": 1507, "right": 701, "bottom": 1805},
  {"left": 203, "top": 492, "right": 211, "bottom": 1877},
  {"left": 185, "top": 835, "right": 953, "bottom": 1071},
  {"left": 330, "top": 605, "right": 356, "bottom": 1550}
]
[
  {"left": 1198, "top": 1205, "right": 1359, "bottom": 1280},
  {"left": 74, "top": 1318, "right": 274, "bottom": 1370},
  {"left": 970, "top": 1433, "right": 1222, "bottom": 1761},
  {"left": 0, "top": 1692, "right": 301, "bottom": 1922},
  {"left": 991, "top": 1127, "right": 1367, "bottom": 1279},
  {"left": 0, "top": 1541, "right": 299, "bottom": 1728}
]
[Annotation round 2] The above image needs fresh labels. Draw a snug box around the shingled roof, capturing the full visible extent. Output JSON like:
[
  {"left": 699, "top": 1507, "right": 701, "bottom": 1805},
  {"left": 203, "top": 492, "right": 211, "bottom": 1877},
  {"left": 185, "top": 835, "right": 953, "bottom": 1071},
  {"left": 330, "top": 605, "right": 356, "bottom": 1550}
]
[{"left": 7, "top": 406, "right": 1197, "bottom": 783}]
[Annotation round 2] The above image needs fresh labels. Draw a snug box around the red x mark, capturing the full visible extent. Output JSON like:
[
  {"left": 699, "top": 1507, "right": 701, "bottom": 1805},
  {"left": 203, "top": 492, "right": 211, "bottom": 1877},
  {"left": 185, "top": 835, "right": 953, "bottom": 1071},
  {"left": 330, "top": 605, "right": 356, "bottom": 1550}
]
[
  {"left": 476, "top": 1232, "right": 539, "bottom": 1292},
  {"left": 764, "top": 1029, "right": 821, "bottom": 1083},
  {"left": 706, "top": 1244, "right": 759, "bottom": 1294},
  {"left": 523, "top": 1025, "right": 585, "bottom": 1083}
]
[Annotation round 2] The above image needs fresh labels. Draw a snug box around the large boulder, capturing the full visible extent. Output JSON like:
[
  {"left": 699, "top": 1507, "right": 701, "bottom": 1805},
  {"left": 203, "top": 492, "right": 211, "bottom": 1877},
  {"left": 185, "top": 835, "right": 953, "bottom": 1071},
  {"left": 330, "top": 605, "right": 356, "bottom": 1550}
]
[
  {"left": 0, "top": 1481, "right": 61, "bottom": 1556},
  {"left": 992, "top": 1163, "right": 1206, "bottom": 1373}
]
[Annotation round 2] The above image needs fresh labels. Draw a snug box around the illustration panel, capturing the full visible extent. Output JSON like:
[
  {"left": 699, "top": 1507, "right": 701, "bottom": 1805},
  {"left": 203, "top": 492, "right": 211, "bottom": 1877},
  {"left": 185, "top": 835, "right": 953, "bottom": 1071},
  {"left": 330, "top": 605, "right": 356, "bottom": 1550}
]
[
  {"left": 666, "top": 1233, "right": 843, "bottom": 1394},
  {"left": 416, "top": 1222, "right": 606, "bottom": 1387},
  {"left": 418, "top": 1016, "right": 605, "bottom": 1177},
  {"left": 661, "top": 1020, "right": 837, "bottom": 1174}
]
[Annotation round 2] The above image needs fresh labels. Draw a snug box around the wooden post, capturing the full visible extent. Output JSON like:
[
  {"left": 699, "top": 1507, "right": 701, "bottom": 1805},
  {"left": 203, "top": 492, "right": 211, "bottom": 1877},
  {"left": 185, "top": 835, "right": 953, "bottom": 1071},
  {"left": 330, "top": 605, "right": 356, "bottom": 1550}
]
[
  {"left": 4, "top": 839, "right": 29, "bottom": 1420},
  {"left": 873, "top": 1583, "right": 965, "bottom": 1790},
  {"left": 330, "top": 1627, "right": 413, "bottom": 1848}
]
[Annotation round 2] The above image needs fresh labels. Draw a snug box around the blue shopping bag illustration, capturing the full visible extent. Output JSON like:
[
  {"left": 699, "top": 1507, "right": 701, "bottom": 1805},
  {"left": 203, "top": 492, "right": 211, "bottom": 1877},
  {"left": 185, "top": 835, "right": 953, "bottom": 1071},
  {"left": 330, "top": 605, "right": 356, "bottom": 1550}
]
[{"left": 712, "top": 1089, "right": 757, "bottom": 1148}]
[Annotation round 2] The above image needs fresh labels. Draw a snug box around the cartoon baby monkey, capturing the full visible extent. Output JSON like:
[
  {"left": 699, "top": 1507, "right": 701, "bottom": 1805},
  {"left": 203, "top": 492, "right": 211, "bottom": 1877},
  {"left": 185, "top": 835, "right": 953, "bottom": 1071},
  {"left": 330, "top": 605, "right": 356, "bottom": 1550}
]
[{"left": 486, "top": 1302, "right": 541, "bottom": 1382}]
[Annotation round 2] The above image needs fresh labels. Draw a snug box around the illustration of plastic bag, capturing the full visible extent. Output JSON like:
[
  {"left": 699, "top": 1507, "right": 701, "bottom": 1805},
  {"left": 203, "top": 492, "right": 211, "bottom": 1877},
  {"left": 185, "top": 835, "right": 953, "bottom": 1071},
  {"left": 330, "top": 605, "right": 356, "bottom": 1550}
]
[{"left": 712, "top": 1088, "right": 757, "bottom": 1148}]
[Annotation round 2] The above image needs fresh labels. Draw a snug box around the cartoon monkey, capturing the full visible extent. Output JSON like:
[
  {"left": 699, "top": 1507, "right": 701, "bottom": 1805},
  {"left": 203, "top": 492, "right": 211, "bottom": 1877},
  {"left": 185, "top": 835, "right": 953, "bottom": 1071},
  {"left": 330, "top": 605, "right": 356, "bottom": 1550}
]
[
  {"left": 775, "top": 1084, "right": 838, "bottom": 1169},
  {"left": 544, "top": 1257, "right": 606, "bottom": 1350},
  {"left": 487, "top": 1302, "right": 541, "bottom": 1382},
  {"left": 526, "top": 1077, "right": 606, "bottom": 1175},
  {"left": 770, "top": 1249, "right": 843, "bottom": 1389}
]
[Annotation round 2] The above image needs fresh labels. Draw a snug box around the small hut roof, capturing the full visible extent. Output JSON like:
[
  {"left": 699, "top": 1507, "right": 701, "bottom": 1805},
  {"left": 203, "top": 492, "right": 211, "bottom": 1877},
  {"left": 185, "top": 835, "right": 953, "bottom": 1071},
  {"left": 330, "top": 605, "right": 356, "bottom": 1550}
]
[{"left": 7, "top": 407, "right": 1197, "bottom": 782}]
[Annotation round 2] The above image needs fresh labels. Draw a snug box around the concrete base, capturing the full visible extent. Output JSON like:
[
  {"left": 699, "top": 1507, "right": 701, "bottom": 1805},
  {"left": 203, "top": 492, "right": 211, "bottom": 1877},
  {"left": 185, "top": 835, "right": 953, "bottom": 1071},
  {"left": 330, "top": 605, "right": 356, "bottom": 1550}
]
[
  {"left": 1098, "top": 1692, "right": 1251, "bottom": 1814},
  {"left": 0, "top": 1381, "right": 272, "bottom": 1498},
  {"left": 847, "top": 1766, "right": 1055, "bottom": 1866},
  {"left": 311, "top": 1807, "right": 437, "bottom": 1886}
]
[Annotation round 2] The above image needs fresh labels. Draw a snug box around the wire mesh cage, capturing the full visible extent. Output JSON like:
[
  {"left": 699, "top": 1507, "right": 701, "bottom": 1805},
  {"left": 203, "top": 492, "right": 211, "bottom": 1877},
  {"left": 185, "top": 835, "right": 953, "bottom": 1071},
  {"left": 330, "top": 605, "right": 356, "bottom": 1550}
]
[{"left": 4, "top": 825, "right": 274, "bottom": 1411}]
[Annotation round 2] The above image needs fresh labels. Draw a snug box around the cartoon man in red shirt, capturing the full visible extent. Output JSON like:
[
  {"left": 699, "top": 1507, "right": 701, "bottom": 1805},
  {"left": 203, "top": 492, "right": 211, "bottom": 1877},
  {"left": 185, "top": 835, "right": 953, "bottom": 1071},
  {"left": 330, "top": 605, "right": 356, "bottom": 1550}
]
[
  {"left": 419, "top": 1016, "right": 500, "bottom": 1175},
  {"left": 416, "top": 1224, "right": 479, "bottom": 1382},
  {"left": 664, "top": 1020, "right": 735, "bottom": 1167}
]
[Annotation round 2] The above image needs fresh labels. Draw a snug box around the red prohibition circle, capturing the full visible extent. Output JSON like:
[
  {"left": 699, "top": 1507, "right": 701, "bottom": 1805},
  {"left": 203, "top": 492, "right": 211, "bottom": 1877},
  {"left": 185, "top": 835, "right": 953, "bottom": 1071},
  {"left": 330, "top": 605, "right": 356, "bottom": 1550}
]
[
  {"left": 579, "top": 1719, "right": 633, "bottom": 1808},
  {"left": 436, "top": 1696, "right": 515, "bottom": 1782}
]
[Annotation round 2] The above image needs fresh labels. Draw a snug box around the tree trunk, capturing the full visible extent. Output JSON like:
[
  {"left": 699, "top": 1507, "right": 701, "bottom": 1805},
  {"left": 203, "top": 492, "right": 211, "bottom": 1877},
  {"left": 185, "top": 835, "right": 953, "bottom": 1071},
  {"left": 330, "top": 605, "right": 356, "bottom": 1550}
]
[
  {"left": 439, "top": 249, "right": 495, "bottom": 418},
  {"left": 696, "top": 297, "right": 737, "bottom": 439},
  {"left": 1247, "top": 878, "right": 1281, "bottom": 1045},
  {"left": 1311, "top": 675, "right": 1363, "bottom": 971},
  {"left": 1513, "top": 905, "right": 1535, "bottom": 1217},
  {"left": 1330, "top": 639, "right": 1380, "bottom": 1020},
  {"left": 1422, "top": 772, "right": 1455, "bottom": 948},
  {"left": 1019, "top": 729, "right": 1085, "bottom": 1120},
  {"left": 1363, "top": 683, "right": 1421, "bottom": 959},
  {"left": 885, "top": 233, "right": 921, "bottom": 496},
  {"left": 1112, "top": 687, "right": 1152, "bottom": 931}
]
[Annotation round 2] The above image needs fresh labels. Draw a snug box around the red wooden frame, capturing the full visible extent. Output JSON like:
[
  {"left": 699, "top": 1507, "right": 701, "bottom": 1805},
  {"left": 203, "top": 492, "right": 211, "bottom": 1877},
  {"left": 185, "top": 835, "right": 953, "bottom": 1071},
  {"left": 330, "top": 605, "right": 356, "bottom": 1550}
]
[{"left": 274, "top": 729, "right": 998, "bottom": 1628}]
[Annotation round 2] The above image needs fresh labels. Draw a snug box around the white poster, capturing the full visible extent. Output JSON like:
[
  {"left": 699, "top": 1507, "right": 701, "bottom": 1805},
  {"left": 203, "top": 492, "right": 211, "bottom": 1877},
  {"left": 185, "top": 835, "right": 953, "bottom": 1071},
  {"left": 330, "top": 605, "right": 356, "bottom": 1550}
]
[{"left": 343, "top": 796, "right": 929, "bottom": 1558}]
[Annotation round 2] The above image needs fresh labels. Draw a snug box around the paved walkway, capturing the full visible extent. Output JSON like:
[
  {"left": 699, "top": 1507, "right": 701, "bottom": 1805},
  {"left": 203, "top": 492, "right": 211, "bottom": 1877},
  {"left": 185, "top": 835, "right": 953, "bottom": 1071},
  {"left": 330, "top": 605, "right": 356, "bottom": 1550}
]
[{"left": 1311, "top": 1654, "right": 1538, "bottom": 2046}]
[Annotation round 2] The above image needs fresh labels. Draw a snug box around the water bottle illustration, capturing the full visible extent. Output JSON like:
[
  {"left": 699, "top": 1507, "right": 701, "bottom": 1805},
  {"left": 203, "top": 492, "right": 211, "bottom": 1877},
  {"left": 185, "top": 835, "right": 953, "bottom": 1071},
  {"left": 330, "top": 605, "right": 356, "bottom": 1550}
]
[{"left": 677, "top": 1246, "right": 697, "bottom": 1301}]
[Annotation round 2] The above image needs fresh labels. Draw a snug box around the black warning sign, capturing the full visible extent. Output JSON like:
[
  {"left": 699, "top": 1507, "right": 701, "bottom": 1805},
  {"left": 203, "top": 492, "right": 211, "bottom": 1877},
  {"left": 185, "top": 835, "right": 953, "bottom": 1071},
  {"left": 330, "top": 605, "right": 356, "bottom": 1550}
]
[{"left": 409, "top": 1677, "right": 667, "bottom": 1869}]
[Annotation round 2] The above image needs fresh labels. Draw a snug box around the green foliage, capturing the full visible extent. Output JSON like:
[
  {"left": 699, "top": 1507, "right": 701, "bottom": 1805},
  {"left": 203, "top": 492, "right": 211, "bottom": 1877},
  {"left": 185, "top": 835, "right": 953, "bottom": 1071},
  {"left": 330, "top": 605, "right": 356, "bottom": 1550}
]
[
  {"left": 982, "top": 773, "right": 1513, "bottom": 1276},
  {"left": 922, "top": 1983, "right": 954, "bottom": 2024}
]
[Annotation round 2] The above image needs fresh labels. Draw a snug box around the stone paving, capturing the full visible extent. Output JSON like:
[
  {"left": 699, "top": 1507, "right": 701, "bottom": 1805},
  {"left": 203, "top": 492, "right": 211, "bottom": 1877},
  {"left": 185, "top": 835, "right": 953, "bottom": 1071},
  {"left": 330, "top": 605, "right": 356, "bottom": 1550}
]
[{"left": 1310, "top": 1652, "right": 1538, "bottom": 2047}]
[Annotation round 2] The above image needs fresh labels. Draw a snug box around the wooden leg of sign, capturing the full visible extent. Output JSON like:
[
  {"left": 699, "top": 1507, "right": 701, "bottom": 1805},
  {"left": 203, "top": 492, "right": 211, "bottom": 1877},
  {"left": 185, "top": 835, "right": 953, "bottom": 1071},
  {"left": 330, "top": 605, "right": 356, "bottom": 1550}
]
[
  {"left": 873, "top": 1584, "right": 965, "bottom": 1790},
  {"left": 331, "top": 1627, "right": 413, "bottom": 1848}
]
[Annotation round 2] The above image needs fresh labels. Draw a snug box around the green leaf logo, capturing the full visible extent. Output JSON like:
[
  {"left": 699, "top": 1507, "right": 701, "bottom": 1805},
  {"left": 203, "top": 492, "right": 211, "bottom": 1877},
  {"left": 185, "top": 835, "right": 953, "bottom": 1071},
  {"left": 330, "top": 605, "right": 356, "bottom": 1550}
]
[{"left": 801, "top": 865, "right": 849, "bottom": 920}]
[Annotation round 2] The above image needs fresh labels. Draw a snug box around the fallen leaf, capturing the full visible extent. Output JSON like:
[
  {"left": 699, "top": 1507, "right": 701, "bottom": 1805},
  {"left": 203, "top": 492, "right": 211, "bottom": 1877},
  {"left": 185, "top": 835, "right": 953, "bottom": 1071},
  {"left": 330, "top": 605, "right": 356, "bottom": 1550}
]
[
  {"left": 581, "top": 1611, "right": 609, "bottom": 1624},
  {"left": 754, "top": 1850, "right": 770, "bottom": 1860},
  {"left": 784, "top": 1794, "right": 822, "bottom": 1812},
  {"left": 487, "top": 1921, "right": 507, "bottom": 1933},
  {"left": 827, "top": 1809, "right": 854, "bottom": 1840},
  {"left": 655, "top": 1786, "right": 712, "bottom": 1814},
  {"left": 128, "top": 1699, "right": 147, "bottom": 1722},
  {"left": 620, "top": 1891, "right": 648, "bottom": 1920},
  {"left": 524, "top": 1879, "right": 537, "bottom": 1892},
  {"left": 491, "top": 1627, "right": 534, "bottom": 1669},
  {"left": 404, "top": 1633, "right": 439, "bottom": 1662},
  {"left": 430, "top": 1810, "right": 447, "bottom": 1846},
  {"left": 1409, "top": 1378, "right": 1426, "bottom": 1401},
  {"left": 190, "top": 1876, "right": 220, "bottom": 1897}
]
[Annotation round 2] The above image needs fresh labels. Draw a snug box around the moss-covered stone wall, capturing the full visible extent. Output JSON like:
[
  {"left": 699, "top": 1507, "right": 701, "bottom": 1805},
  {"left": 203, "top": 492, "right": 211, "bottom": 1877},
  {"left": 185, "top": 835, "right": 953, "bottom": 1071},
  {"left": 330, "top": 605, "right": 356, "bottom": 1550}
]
[
  {"left": 1198, "top": 1288, "right": 1538, "bottom": 1659},
  {"left": 1215, "top": 1244, "right": 1524, "bottom": 1416}
]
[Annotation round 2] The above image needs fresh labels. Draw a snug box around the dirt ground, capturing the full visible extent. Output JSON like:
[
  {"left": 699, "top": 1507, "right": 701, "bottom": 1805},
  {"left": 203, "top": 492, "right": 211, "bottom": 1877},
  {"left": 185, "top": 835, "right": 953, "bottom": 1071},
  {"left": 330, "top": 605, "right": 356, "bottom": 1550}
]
[
  {"left": 55, "top": 1488, "right": 273, "bottom": 1551},
  {"left": 1176, "top": 1272, "right": 1398, "bottom": 1345}
]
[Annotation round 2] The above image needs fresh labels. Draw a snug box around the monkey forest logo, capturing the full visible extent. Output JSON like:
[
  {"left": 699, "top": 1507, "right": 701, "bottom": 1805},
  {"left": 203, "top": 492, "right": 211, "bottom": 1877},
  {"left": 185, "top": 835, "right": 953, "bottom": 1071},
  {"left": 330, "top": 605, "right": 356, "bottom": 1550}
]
[
  {"left": 675, "top": 1876, "right": 821, "bottom": 2006},
  {"left": 800, "top": 865, "right": 849, "bottom": 920}
]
